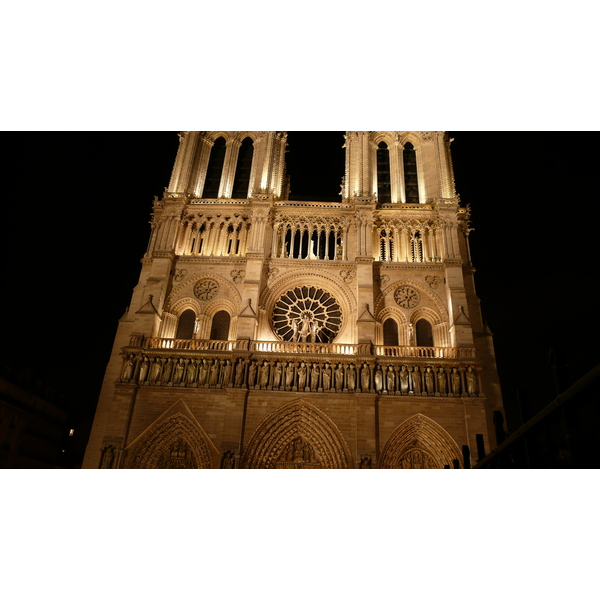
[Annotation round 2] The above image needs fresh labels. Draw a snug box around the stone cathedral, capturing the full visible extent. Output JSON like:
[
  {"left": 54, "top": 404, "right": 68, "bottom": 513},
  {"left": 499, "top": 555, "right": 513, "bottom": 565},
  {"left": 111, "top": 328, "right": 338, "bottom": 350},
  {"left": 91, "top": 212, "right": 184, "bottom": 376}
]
[{"left": 83, "top": 131, "right": 504, "bottom": 469}]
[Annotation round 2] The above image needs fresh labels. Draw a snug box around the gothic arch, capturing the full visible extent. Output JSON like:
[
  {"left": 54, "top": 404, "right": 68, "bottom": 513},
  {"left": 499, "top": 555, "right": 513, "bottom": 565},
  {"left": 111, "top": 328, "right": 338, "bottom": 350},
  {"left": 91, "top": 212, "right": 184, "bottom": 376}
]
[
  {"left": 171, "top": 297, "right": 202, "bottom": 318},
  {"left": 127, "top": 411, "right": 214, "bottom": 469},
  {"left": 241, "top": 399, "right": 353, "bottom": 469},
  {"left": 375, "top": 278, "right": 448, "bottom": 326},
  {"left": 410, "top": 306, "right": 448, "bottom": 347},
  {"left": 375, "top": 306, "right": 408, "bottom": 345},
  {"left": 379, "top": 413, "right": 463, "bottom": 469},
  {"left": 166, "top": 271, "right": 242, "bottom": 316}
]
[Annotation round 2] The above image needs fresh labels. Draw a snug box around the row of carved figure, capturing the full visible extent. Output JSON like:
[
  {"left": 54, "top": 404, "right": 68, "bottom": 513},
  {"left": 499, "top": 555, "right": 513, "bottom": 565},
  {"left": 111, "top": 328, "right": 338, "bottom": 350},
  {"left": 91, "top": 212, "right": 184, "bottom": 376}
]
[{"left": 120, "top": 354, "right": 479, "bottom": 396}]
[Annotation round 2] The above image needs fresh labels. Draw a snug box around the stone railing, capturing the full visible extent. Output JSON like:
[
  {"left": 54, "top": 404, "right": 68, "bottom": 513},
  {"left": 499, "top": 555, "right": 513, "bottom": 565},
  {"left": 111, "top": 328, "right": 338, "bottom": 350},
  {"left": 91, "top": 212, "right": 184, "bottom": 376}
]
[
  {"left": 130, "top": 336, "right": 476, "bottom": 359},
  {"left": 374, "top": 346, "right": 476, "bottom": 359}
]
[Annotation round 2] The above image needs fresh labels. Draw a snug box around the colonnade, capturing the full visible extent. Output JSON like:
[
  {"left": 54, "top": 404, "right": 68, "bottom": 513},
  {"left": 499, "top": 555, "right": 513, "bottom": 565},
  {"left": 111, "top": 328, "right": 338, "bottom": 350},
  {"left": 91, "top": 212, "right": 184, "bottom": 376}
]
[
  {"left": 179, "top": 219, "right": 251, "bottom": 257},
  {"left": 376, "top": 223, "right": 460, "bottom": 262},
  {"left": 273, "top": 223, "right": 348, "bottom": 260}
]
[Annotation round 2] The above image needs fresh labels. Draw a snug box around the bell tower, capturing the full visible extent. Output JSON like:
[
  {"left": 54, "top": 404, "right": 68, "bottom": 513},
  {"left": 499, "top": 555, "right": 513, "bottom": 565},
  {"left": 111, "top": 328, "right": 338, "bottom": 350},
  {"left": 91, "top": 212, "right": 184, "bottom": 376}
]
[{"left": 83, "top": 131, "right": 504, "bottom": 470}]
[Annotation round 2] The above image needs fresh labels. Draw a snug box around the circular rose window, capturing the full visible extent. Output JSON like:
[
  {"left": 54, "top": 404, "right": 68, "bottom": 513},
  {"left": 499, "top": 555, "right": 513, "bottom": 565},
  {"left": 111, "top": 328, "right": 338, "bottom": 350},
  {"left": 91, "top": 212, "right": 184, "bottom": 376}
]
[{"left": 272, "top": 286, "right": 343, "bottom": 343}]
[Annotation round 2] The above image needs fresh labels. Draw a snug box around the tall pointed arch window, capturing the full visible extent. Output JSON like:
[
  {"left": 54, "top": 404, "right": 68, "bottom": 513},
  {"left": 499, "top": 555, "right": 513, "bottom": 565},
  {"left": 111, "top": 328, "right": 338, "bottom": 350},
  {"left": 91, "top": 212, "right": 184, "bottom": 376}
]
[
  {"left": 415, "top": 318, "right": 433, "bottom": 347},
  {"left": 232, "top": 137, "right": 254, "bottom": 199},
  {"left": 376, "top": 142, "right": 391, "bottom": 203},
  {"left": 210, "top": 310, "right": 230, "bottom": 340},
  {"left": 176, "top": 309, "right": 196, "bottom": 339},
  {"left": 383, "top": 318, "right": 399, "bottom": 346},
  {"left": 403, "top": 142, "right": 420, "bottom": 204},
  {"left": 202, "top": 136, "right": 226, "bottom": 198}
]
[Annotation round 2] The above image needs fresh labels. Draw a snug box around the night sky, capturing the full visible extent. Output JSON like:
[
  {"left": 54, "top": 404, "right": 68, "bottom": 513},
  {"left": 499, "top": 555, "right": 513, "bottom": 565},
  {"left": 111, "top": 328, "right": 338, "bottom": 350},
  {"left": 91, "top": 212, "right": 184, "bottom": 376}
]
[{"left": 2, "top": 131, "right": 598, "bottom": 444}]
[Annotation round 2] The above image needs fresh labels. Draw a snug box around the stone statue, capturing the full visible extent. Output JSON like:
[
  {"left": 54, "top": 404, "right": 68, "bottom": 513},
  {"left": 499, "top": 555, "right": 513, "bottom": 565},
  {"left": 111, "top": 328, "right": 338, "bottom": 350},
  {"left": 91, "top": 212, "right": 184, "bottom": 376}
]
[
  {"left": 173, "top": 359, "right": 185, "bottom": 384},
  {"left": 412, "top": 366, "right": 421, "bottom": 394},
  {"left": 335, "top": 364, "right": 344, "bottom": 390},
  {"left": 259, "top": 361, "right": 270, "bottom": 387},
  {"left": 322, "top": 363, "right": 331, "bottom": 390},
  {"left": 386, "top": 365, "right": 396, "bottom": 393},
  {"left": 122, "top": 355, "right": 135, "bottom": 381},
  {"left": 285, "top": 362, "right": 295, "bottom": 388},
  {"left": 221, "top": 360, "right": 232, "bottom": 386},
  {"left": 451, "top": 367, "right": 461, "bottom": 395},
  {"left": 424, "top": 366, "right": 434, "bottom": 395},
  {"left": 138, "top": 357, "right": 149, "bottom": 383},
  {"left": 248, "top": 360, "right": 257, "bottom": 387},
  {"left": 272, "top": 361, "right": 282, "bottom": 388},
  {"left": 199, "top": 358, "right": 209, "bottom": 386},
  {"left": 347, "top": 364, "right": 356, "bottom": 390},
  {"left": 408, "top": 323, "right": 414, "bottom": 343},
  {"left": 235, "top": 358, "right": 245, "bottom": 385},
  {"left": 298, "top": 362, "right": 307, "bottom": 389},
  {"left": 311, "top": 363, "right": 320, "bottom": 390},
  {"left": 186, "top": 360, "right": 197, "bottom": 385},
  {"left": 437, "top": 367, "right": 447, "bottom": 395},
  {"left": 399, "top": 365, "right": 409, "bottom": 393},
  {"left": 374, "top": 365, "right": 383, "bottom": 392},
  {"left": 209, "top": 359, "right": 219, "bottom": 386},
  {"left": 361, "top": 363, "right": 370, "bottom": 392},
  {"left": 466, "top": 366, "right": 477, "bottom": 396},
  {"left": 161, "top": 358, "right": 173, "bottom": 383},
  {"left": 149, "top": 358, "right": 162, "bottom": 383}
]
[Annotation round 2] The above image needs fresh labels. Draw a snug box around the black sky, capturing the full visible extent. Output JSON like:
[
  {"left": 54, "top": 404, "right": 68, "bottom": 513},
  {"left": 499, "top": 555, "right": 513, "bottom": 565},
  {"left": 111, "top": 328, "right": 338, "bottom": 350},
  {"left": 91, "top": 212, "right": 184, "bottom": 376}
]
[{"left": 2, "top": 132, "right": 598, "bottom": 437}]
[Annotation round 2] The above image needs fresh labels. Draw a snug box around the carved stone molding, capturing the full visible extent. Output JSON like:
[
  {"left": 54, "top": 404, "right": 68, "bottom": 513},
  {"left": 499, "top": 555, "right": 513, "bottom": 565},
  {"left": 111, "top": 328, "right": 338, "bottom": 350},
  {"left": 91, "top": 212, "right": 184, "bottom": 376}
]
[
  {"left": 425, "top": 275, "right": 442, "bottom": 289},
  {"left": 128, "top": 412, "right": 213, "bottom": 469},
  {"left": 340, "top": 269, "right": 355, "bottom": 284},
  {"left": 379, "top": 413, "right": 463, "bottom": 469},
  {"left": 230, "top": 269, "right": 245, "bottom": 284}
]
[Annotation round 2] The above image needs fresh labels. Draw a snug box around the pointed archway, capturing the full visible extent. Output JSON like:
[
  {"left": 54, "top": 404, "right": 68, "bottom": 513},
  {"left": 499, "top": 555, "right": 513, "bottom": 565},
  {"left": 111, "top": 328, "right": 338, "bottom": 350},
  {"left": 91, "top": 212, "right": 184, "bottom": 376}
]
[
  {"left": 379, "top": 413, "right": 463, "bottom": 469},
  {"left": 127, "top": 411, "right": 214, "bottom": 469},
  {"left": 241, "top": 399, "right": 353, "bottom": 469}
]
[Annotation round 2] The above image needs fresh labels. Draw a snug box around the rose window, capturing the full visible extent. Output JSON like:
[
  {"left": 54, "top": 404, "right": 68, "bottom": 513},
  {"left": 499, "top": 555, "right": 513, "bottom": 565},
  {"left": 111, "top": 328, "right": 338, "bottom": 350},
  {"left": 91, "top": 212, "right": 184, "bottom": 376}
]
[{"left": 272, "top": 286, "right": 343, "bottom": 343}]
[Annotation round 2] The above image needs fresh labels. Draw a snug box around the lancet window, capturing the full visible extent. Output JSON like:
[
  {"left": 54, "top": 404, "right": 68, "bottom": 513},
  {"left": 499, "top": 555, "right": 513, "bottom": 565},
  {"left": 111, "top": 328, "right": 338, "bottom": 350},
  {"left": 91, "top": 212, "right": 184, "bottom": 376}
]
[
  {"left": 232, "top": 137, "right": 254, "bottom": 199},
  {"left": 377, "top": 142, "right": 392, "bottom": 203},
  {"left": 176, "top": 309, "right": 196, "bottom": 339},
  {"left": 209, "top": 311, "right": 230, "bottom": 341},
  {"left": 379, "top": 229, "right": 394, "bottom": 261},
  {"left": 274, "top": 221, "right": 346, "bottom": 261},
  {"left": 403, "top": 142, "right": 420, "bottom": 204},
  {"left": 415, "top": 318, "right": 433, "bottom": 347},
  {"left": 410, "top": 231, "right": 423, "bottom": 262},
  {"left": 383, "top": 318, "right": 399, "bottom": 346},
  {"left": 202, "top": 136, "right": 226, "bottom": 198}
]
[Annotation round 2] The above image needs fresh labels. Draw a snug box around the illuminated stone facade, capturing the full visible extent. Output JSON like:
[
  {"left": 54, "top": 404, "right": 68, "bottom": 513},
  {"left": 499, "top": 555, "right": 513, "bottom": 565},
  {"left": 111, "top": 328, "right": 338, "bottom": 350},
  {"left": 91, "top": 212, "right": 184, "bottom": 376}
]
[{"left": 83, "top": 131, "right": 504, "bottom": 469}]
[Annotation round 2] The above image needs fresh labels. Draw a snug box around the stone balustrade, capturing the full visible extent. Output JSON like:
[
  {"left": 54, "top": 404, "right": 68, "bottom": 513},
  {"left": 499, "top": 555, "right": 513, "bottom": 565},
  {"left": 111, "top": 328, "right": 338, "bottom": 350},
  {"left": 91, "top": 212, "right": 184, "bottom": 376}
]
[{"left": 131, "top": 337, "right": 476, "bottom": 359}]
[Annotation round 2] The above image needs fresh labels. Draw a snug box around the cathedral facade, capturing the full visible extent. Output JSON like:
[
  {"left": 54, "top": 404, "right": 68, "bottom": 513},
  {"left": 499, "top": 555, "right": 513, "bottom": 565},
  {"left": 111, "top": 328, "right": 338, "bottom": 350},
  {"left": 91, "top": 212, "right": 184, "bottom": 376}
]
[{"left": 83, "top": 131, "right": 504, "bottom": 469}]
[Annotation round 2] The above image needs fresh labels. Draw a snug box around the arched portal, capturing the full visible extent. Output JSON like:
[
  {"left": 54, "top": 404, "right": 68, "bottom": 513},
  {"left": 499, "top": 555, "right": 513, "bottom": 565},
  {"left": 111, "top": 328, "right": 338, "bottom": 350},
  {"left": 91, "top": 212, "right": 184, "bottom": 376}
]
[
  {"left": 128, "top": 413, "right": 213, "bottom": 469},
  {"left": 379, "top": 413, "right": 463, "bottom": 469},
  {"left": 241, "top": 399, "right": 353, "bottom": 469}
]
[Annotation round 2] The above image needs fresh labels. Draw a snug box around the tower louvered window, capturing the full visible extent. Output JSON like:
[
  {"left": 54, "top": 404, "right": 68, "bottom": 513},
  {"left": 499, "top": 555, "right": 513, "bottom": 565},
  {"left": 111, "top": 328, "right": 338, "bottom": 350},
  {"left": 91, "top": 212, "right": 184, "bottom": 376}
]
[
  {"left": 377, "top": 142, "right": 391, "bottom": 203},
  {"left": 202, "top": 137, "right": 226, "bottom": 198},
  {"left": 232, "top": 137, "right": 254, "bottom": 198},
  {"left": 403, "top": 142, "right": 419, "bottom": 204}
]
